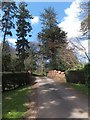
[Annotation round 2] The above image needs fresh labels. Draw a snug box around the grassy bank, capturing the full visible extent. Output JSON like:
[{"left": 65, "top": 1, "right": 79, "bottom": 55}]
[
  {"left": 68, "top": 83, "right": 88, "bottom": 95},
  {"left": 2, "top": 85, "right": 31, "bottom": 119}
]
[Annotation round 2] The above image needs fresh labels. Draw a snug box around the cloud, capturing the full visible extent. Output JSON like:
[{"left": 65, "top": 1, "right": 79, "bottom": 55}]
[
  {"left": 81, "top": 40, "right": 88, "bottom": 53},
  {"left": 58, "top": 0, "right": 90, "bottom": 63},
  {"left": 7, "top": 38, "right": 17, "bottom": 45},
  {"left": 31, "top": 16, "right": 39, "bottom": 25},
  {"left": 0, "top": 40, "right": 1, "bottom": 44},
  {"left": 68, "top": 37, "right": 89, "bottom": 63},
  {"left": 73, "top": 39, "right": 89, "bottom": 63},
  {"left": 79, "top": 39, "right": 89, "bottom": 63},
  {"left": 80, "top": 39, "right": 90, "bottom": 58},
  {"left": 0, "top": 38, "right": 16, "bottom": 46},
  {"left": 58, "top": 0, "right": 82, "bottom": 39}
]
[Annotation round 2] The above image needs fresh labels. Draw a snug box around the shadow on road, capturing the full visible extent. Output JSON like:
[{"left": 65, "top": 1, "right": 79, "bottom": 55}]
[{"left": 36, "top": 77, "right": 88, "bottom": 119}]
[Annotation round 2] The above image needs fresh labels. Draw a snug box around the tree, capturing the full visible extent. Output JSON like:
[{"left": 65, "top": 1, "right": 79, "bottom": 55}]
[
  {"left": 24, "top": 42, "right": 38, "bottom": 73},
  {"left": 68, "top": 2, "right": 90, "bottom": 64},
  {"left": 74, "top": 1, "right": 90, "bottom": 62},
  {"left": 0, "top": 14, "right": 2, "bottom": 30},
  {"left": 16, "top": 2, "right": 33, "bottom": 71},
  {"left": 80, "top": 1, "right": 90, "bottom": 35},
  {"left": 2, "top": 0, "right": 17, "bottom": 71},
  {"left": 57, "top": 45, "right": 79, "bottom": 70},
  {"left": 38, "top": 7, "right": 67, "bottom": 70},
  {"left": 9, "top": 45, "right": 17, "bottom": 72},
  {"left": 2, "top": 0, "right": 17, "bottom": 42},
  {"left": 2, "top": 41, "right": 11, "bottom": 71},
  {"left": 70, "top": 37, "right": 90, "bottom": 62}
]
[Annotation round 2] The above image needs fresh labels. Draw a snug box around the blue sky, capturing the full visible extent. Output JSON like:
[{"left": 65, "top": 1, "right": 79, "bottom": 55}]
[
  {"left": 0, "top": 1, "right": 81, "bottom": 43},
  {"left": 0, "top": 2, "right": 71, "bottom": 43},
  {"left": 0, "top": 0, "right": 89, "bottom": 63},
  {"left": 28, "top": 2, "right": 71, "bottom": 42}
]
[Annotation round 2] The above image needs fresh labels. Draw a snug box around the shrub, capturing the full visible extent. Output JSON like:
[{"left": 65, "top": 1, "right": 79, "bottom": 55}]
[
  {"left": 65, "top": 69, "right": 85, "bottom": 84},
  {"left": 84, "top": 63, "right": 90, "bottom": 87},
  {"left": 2, "top": 72, "right": 31, "bottom": 91}
]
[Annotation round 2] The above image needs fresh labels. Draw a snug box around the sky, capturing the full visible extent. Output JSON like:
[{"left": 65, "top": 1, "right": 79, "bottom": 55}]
[
  {"left": 28, "top": 2, "right": 72, "bottom": 42},
  {"left": 2, "top": 2, "right": 72, "bottom": 44},
  {"left": 0, "top": 0, "right": 89, "bottom": 63},
  {"left": 1, "top": 1, "right": 83, "bottom": 42}
]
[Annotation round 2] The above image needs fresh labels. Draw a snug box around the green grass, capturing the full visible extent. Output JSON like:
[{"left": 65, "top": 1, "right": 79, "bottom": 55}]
[
  {"left": 68, "top": 83, "right": 88, "bottom": 95},
  {"left": 2, "top": 85, "right": 31, "bottom": 119}
]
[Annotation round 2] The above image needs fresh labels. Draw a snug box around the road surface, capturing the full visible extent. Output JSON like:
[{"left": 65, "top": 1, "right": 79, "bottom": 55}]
[{"left": 32, "top": 77, "right": 88, "bottom": 118}]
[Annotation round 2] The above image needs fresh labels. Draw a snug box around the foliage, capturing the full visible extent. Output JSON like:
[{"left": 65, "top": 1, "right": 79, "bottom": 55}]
[
  {"left": 65, "top": 69, "right": 85, "bottom": 84},
  {"left": 69, "top": 36, "right": 90, "bottom": 63},
  {"left": 2, "top": 72, "right": 31, "bottom": 91},
  {"left": 84, "top": 62, "right": 90, "bottom": 87},
  {"left": 2, "top": 41, "right": 11, "bottom": 72},
  {"left": 38, "top": 7, "right": 68, "bottom": 70},
  {"left": 74, "top": 64, "right": 84, "bottom": 70},
  {"left": 81, "top": 16, "right": 89, "bottom": 35},
  {"left": 67, "top": 64, "right": 84, "bottom": 71},
  {"left": 2, "top": 1, "right": 17, "bottom": 72},
  {"left": 10, "top": 56, "right": 17, "bottom": 72},
  {"left": 16, "top": 2, "right": 33, "bottom": 71},
  {"left": 80, "top": 1, "right": 90, "bottom": 35},
  {"left": 68, "top": 83, "right": 88, "bottom": 95},
  {"left": 10, "top": 57, "right": 23, "bottom": 72},
  {"left": 57, "top": 47, "right": 79, "bottom": 71},
  {"left": 65, "top": 62, "right": 90, "bottom": 88},
  {"left": 24, "top": 42, "right": 38, "bottom": 72},
  {"left": 24, "top": 56, "right": 36, "bottom": 72},
  {"left": 2, "top": 85, "right": 31, "bottom": 118},
  {"left": 2, "top": 0, "right": 17, "bottom": 42}
]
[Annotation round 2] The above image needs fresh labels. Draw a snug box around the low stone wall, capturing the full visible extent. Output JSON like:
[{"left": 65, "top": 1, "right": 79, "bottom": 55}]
[{"left": 47, "top": 70, "right": 66, "bottom": 83}]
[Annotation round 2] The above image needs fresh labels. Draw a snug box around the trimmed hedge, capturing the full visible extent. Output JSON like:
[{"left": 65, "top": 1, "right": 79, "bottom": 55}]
[
  {"left": 84, "top": 63, "right": 90, "bottom": 87},
  {"left": 2, "top": 72, "right": 31, "bottom": 91},
  {"left": 65, "top": 70, "right": 85, "bottom": 84}
]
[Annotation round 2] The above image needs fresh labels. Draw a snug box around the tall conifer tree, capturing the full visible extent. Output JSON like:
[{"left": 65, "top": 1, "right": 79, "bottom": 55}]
[
  {"left": 38, "top": 7, "right": 67, "bottom": 70},
  {"left": 2, "top": 0, "right": 17, "bottom": 71},
  {"left": 16, "top": 2, "right": 33, "bottom": 71},
  {"left": 2, "top": 0, "right": 17, "bottom": 42}
]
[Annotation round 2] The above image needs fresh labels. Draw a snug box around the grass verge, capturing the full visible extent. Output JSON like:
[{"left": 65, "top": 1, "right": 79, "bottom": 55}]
[
  {"left": 2, "top": 85, "right": 31, "bottom": 119},
  {"left": 68, "top": 83, "right": 88, "bottom": 95}
]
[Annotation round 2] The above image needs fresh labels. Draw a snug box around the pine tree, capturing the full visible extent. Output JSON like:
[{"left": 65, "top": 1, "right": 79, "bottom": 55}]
[
  {"left": 2, "top": 41, "right": 11, "bottom": 71},
  {"left": 2, "top": 0, "right": 17, "bottom": 42},
  {"left": 16, "top": 2, "right": 33, "bottom": 71},
  {"left": 2, "top": 0, "right": 17, "bottom": 71},
  {"left": 38, "top": 7, "right": 67, "bottom": 70}
]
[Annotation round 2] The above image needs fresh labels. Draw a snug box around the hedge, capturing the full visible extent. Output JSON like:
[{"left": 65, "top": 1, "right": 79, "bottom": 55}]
[
  {"left": 65, "top": 70, "right": 85, "bottom": 84},
  {"left": 2, "top": 72, "right": 31, "bottom": 91},
  {"left": 84, "top": 63, "right": 90, "bottom": 87}
]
